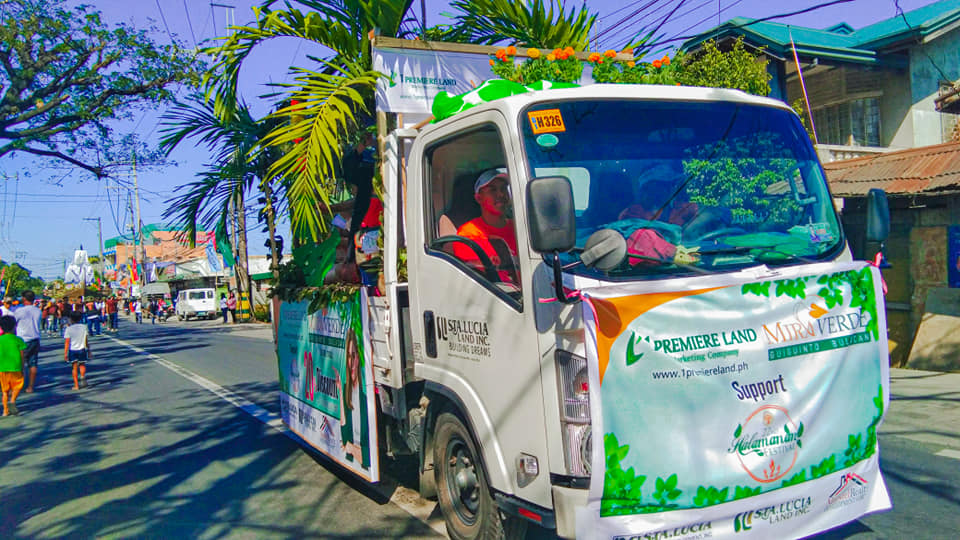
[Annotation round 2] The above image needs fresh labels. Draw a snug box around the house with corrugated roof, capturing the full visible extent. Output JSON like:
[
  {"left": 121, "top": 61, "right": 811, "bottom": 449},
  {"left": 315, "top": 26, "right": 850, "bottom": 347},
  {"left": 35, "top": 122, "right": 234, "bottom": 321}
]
[
  {"left": 680, "top": 0, "right": 960, "bottom": 162},
  {"left": 824, "top": 141, "right": 960, "bottom": 367}
]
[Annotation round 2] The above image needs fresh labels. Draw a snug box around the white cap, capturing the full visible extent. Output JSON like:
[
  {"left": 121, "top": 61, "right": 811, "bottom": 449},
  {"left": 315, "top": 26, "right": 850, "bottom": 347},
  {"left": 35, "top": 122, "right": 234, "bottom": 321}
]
[{"left": 474, "top": 168, "right": 508, "bottom": 194}]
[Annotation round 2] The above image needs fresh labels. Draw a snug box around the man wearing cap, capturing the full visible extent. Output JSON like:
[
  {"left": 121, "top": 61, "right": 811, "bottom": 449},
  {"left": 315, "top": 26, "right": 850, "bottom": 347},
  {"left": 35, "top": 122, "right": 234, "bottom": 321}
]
[{"left": 453, "top": 168, "right": 518, "bottom": 282}]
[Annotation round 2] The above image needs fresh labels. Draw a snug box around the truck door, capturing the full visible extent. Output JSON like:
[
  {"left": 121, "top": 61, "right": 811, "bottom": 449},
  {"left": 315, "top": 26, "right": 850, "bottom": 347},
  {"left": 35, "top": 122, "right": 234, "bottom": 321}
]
[{"left": 407, "top": 112, "right": 551, "bottom": 507}]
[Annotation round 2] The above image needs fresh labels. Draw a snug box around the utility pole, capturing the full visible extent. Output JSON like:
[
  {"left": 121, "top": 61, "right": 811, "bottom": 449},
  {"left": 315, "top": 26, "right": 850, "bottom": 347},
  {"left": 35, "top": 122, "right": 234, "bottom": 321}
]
[{"left": 132, "top": 151, "right": 146, "bottom": 288}]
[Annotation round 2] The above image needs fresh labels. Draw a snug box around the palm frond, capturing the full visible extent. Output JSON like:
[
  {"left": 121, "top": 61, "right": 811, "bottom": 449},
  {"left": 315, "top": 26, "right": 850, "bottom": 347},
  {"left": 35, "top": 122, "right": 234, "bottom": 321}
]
[
  {"left": 445, "top": 0, "right": 596, "bottom": 50},
  {"left": 255, "top": 60, "right": 380, "bottom": 241}
]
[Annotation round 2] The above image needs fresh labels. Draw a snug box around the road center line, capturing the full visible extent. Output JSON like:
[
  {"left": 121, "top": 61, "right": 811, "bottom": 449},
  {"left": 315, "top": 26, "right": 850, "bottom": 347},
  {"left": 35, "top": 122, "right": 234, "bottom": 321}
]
[{"left": 104, "top": 334, "right": 446, "bottom": 537}]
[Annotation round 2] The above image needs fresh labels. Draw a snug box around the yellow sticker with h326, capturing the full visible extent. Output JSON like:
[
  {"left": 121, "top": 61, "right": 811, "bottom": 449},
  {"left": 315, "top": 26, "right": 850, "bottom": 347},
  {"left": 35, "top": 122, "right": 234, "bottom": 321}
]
[{"left": 528, "top": 109, "right": 566, "bottom": 134}]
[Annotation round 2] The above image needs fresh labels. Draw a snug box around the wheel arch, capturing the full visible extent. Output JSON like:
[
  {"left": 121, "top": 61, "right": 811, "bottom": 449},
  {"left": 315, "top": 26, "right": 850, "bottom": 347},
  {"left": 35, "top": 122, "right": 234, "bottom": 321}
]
[{"left": 423, "top": 380, "right": 512, "bottom": 496}]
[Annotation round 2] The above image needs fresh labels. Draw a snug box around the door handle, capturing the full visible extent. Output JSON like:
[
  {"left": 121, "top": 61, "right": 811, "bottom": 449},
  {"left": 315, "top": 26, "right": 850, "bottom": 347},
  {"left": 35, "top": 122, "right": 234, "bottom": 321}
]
[{"left": 423, "top": 310, "right": 437, "bottom": 358}]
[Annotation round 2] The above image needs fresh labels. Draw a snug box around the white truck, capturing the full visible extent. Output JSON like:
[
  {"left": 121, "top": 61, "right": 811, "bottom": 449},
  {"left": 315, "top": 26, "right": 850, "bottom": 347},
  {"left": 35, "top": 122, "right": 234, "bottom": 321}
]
[{"left": 278, "top": 77, "right": 893, "bottom": 539}]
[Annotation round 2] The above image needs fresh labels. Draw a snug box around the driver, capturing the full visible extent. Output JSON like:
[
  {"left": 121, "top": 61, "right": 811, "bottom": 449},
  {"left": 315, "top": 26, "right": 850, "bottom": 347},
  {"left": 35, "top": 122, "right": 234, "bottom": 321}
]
[{"left": 453, "top": 168, "right": 518, "bottom": 282}]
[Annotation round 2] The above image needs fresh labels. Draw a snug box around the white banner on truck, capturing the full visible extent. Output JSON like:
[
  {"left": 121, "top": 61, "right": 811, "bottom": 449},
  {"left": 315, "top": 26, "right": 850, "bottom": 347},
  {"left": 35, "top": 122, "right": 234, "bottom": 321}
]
[
  {"left": 576, "top": 262, "right": 891, "bottom": 539},
  {"left": 373, "top": 46, "right": 497, "bottom": 115}
]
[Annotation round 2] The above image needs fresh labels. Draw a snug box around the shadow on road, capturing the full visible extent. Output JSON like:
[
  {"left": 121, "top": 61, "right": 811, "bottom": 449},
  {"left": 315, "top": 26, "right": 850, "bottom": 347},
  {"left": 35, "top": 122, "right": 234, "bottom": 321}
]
[{"left": 0, "top": 329, "right": 438, "bottom": 539}]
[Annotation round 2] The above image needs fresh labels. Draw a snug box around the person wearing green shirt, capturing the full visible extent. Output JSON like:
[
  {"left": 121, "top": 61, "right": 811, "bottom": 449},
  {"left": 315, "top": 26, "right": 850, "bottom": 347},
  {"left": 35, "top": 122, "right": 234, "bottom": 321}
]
[{"left": 0, "top": 315, "right": 27, "bottom": 416}]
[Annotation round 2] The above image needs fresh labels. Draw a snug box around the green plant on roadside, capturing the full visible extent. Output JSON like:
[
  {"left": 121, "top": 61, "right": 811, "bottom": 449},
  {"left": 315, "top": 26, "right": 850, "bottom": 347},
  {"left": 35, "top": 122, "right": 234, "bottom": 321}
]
[{"left": 253, "top": 303, "right": 272, "bottom": 322}]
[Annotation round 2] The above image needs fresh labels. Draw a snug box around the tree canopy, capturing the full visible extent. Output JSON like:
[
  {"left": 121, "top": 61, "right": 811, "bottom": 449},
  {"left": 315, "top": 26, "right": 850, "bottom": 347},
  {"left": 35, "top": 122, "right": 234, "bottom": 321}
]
[
  {"left": 0, "top": 261, "right": 45, "bottom": 298},
  {"left": 0, "top": 0, "right": 202, "bottom": 177}
]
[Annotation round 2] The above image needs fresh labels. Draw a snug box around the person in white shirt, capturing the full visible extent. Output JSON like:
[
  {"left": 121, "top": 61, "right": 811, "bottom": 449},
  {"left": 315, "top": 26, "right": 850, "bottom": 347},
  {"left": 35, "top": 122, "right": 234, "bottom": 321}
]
[
  {"left": 134, "top": 300, "right": 143, "bottom": 324},
  {"left": 63, "top": 310, "right": 91, "bottom": 390},
  {"left": 0, "top": 298, "right": 13, "bottom": 317},
  {"left": 14, "top": 290, "right": 43, "bottom": 393}
]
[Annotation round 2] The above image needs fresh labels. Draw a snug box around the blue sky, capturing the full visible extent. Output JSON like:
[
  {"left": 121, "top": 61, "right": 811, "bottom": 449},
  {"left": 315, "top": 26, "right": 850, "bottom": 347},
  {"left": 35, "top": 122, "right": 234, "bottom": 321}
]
[{"left": 0, "top": 0, "right": 943, "bottom": 280}]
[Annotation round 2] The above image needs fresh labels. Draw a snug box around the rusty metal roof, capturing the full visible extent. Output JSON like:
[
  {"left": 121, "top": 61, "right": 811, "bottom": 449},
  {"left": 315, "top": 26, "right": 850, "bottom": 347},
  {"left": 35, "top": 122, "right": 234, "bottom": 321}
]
[{"left": 824, "top": 141, "right": 960, "bottom": 197}]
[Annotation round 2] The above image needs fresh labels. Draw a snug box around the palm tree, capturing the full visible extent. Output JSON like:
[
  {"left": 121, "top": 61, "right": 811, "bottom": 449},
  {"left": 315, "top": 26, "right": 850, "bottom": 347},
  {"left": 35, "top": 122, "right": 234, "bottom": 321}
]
[
  {"left": 432, "top": 0, "right": 597, "bottom": 50},
  {"left": 201, "top": 1, "right": 411, "bottom": 241},
  {"left": 159, "top": 97, "right": 286, "bottom": 299}
]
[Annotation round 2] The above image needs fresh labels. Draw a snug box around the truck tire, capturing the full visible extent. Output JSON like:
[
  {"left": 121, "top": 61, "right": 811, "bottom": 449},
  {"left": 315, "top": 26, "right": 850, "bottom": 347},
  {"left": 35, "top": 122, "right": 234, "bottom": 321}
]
[{"left": 434, "top": 412, "right": 526, "bottom": 540}]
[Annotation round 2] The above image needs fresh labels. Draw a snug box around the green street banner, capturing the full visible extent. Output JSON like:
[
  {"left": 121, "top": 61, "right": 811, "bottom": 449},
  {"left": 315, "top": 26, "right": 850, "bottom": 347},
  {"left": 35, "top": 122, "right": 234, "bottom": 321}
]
[
  {"left": 277, "top": 291, "right": 379, "bottom": 482},
  {"left": 576, "top": 262, "right": 891, "bottom": 539}
]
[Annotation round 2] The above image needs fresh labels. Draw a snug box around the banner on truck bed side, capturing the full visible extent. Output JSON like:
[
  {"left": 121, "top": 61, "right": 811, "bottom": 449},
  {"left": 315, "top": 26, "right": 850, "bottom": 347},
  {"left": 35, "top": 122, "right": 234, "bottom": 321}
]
[
  {"left": 576, "top": 262, "right": 891, "bottom": 539},
  {"left": 277, "top": 290, "right": 379, "bottom": 482}
]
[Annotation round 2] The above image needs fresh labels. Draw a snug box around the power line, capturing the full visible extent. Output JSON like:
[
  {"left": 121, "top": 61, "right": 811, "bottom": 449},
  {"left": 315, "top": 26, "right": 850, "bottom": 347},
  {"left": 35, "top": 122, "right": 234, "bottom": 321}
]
[
  {"left": 603, "top": 0, "right": 708, "bottom": 50},
  {"left": 894, "top": 0, "right": 950, "bottom": 83},
  {"left": 183, "top": 0, "right": 199, "bottom": 49},
  {"left": 154, "top": 0, "right": 177, "bottom": 43},
  {"left": 658, "top": 0, "right": 855, "bottom": 46},
  {"left": 599, "top": 0, "right": 679, "bottom": 49}
]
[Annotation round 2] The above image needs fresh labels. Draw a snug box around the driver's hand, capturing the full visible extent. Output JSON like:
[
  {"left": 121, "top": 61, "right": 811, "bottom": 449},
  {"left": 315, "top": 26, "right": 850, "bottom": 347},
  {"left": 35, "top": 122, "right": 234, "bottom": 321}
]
[{"left": 673, "top": 245, "right": 700, "bottom": 264}]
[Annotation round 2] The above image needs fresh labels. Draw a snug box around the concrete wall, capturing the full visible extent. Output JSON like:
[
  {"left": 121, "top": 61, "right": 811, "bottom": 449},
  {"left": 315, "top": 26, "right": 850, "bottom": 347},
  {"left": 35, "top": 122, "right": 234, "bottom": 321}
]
[{"left": 908, "top": 25, "right": 960, "bottom": 146}]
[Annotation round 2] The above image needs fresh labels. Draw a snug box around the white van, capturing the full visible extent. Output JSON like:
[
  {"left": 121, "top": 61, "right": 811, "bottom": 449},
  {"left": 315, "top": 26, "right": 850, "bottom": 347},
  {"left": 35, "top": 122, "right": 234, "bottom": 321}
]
[{"left": 175, "top": 288, "right": 218, "bottom": 320}]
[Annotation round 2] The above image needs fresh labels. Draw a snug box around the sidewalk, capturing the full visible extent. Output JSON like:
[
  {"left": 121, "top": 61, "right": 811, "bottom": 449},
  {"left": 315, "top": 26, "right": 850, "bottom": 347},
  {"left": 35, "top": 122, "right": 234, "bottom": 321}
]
[{"left": 883, "top": 368, "right": 960, "bottom": 450}]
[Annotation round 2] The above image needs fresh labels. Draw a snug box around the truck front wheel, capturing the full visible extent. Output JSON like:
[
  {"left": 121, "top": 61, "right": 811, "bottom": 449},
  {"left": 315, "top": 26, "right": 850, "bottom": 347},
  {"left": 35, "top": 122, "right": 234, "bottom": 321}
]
[{"left": 434, "top": 412, "right": 524, "bottom": 540}]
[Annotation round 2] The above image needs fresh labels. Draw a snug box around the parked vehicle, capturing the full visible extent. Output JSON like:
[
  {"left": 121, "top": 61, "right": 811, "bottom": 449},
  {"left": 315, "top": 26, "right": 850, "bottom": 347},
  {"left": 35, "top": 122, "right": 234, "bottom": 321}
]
[
  {"left": 175, "top": 288, "right": 218, "bottom": 320},
  {"left": 276, "top": 43, "right": 894, "bottom": 540}
]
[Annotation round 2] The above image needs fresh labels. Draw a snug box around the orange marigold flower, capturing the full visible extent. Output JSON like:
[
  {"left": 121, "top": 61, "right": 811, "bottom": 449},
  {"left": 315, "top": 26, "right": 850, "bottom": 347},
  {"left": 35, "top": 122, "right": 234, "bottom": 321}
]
[
  {"left": 496, "top": 48, "right": 506, "bottom": 59},
  {"left": 557, "top": 51, "right": 568, "bottom": 60},
  {"left": 527, "top": 48, "right": 541, "bottom": 59},
  {"left": 547, "top": 53, "right": 556, "bottom": 62},
  {"left": 653, "top": 59, "right": 662, "bottom": 69},
  {"left": 676, "top": 82, "right": 681, "bottom": 86},
  {"left": 553, "top": 48, "right": 562, "bottom": 57},
  {"left": 627, "top": 61, "right": 635, "bottom": 68},
  {"left": 662, "top": 55, "right": 671, "bottom": 66},
  {"left": 564, "top": 46, "right": 575, "bottom": 56},
  {"left": 489, "top": 59, "right": 495, "bottom": 66},
  {"left": 588, "top": 52, "right": 601, "bottom": 62},
  {"left": 604, "top": 49, "right": 616, "bottom": 58},
  {"left": 506, "top": 45, "right": 517, "bottom": 55}
]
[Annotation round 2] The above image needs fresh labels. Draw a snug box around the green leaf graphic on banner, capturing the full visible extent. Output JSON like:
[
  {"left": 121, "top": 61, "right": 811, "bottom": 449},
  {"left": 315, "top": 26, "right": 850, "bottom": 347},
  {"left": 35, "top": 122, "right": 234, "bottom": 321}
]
[
  {"left": 626, "top": 333, "right": 644, "bottom": 366},
  {"left": 810, "top": 455, "right": 837, "bottom": 478},
  {"left": 692, "top": 485, "right": 728, "bottom": 507},
  {"left": 734, "top": 424, "right": 743, "bottom": 438},
  {"left": 733, "top": 485, "right": 762, "bottom": 500},
  {"left": 781, "top": 470, "right": 807, "bottom": 487},
  {"left": 741, "top": 281, "right": 770, "bottom": 297},
  {"left": 653, "top": 474, "right": 682, "bottom": 505}
]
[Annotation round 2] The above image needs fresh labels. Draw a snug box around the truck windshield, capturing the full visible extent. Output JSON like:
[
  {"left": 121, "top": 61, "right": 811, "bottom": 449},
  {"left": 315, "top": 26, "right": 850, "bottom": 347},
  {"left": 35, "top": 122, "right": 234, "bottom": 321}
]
[{"left": 521, "top": 99, "right": 843, "bottom": 278}]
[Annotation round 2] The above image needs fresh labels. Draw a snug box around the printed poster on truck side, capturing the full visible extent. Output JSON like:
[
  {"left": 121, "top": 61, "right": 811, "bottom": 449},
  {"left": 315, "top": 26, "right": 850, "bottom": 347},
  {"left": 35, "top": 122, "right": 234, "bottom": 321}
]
[
  {"left": 575, "top": 262, "right": 891, "bottom": 539},
  {"left": 276, "top": 290, "right": 379, "bottom": 482}
]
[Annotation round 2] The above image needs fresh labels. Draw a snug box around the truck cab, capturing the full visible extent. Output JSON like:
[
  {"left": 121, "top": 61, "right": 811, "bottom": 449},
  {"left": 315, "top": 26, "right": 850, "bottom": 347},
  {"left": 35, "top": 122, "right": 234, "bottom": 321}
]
[{"left": 393, "top": 84, "right": 866, "bottom": 538}]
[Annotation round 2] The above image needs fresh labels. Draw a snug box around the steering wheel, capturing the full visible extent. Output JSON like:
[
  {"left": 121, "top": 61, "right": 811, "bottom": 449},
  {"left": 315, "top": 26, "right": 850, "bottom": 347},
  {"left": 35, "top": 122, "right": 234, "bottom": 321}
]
[
  {"left": 432, "top": 235, "right": 500, "bottom": 283},
  {"left": 695, "top": 227, "right": 748, "bottom": 243}
]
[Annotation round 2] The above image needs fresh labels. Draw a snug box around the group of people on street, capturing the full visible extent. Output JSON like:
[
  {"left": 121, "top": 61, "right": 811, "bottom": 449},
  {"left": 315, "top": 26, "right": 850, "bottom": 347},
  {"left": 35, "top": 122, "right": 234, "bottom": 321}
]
[{"left": 0, "top": 290, "right": 93, "bottom": 417}]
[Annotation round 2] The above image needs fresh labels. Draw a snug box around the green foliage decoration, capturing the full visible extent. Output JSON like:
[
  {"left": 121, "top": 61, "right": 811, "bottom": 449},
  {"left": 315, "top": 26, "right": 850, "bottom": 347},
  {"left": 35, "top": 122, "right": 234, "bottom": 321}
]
[{"left": 675, "top": 37, "right": 772, "bottom": 96}]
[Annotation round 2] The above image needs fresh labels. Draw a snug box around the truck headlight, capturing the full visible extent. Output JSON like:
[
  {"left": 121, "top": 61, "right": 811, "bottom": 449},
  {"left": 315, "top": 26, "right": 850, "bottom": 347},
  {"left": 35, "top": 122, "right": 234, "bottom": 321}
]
[{"left": 556, "top": 350, "right": 591, "bottom": 477}]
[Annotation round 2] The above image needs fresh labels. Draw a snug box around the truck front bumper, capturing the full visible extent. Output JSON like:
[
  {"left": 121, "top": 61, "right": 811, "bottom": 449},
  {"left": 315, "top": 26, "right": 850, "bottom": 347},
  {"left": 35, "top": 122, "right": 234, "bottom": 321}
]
[{"left": 553, "top": 485, "right": 589, "bottom": 539}]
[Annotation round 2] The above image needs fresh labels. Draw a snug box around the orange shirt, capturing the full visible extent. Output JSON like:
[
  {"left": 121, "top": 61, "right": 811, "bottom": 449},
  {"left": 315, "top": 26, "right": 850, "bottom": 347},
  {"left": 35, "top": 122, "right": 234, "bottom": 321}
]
[{"left": 453, "top": 218, "right": 517, "bottom": 281}]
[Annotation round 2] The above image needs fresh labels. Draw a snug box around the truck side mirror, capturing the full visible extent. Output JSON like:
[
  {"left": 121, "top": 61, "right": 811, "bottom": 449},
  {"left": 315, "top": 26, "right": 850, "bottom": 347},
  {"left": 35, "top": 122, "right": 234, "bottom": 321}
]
[
  {"left": 865, "top": 188, "right": 890, "bottom": 243},
  {"left": 526, "top": 176, "right": 576, "bottom": 253}
]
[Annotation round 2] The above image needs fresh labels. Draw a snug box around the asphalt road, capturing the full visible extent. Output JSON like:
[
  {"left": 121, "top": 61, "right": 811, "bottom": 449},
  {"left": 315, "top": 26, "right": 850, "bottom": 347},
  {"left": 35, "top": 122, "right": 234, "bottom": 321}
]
[{"left": 1, "top": 315, "right": 957, "bottom": 539}]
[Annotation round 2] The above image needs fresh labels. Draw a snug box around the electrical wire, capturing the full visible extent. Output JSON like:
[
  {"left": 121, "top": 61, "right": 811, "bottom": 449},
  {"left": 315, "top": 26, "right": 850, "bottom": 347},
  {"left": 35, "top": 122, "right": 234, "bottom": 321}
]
[
  {"left": 894, "top": 0, "right": 951, "bottom": 83},
  {"left": 183, "top": 0, "right": 199, "bottom": 49},
  {"left": 603, "top": 0, "right": 716, "bottom": 50},
  {"left": 657, "top": 0, "right": 855, "bottom": 46},
  {"left": 598, "top": 0, "right": 680, "bottom": 49},
  {"left": 155, "top": 0, "right": 177, "bottom": 44}
]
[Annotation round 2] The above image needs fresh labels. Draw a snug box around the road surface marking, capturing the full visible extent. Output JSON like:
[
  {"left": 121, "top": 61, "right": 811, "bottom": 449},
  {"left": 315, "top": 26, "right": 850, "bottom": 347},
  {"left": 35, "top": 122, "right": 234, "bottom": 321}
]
[
  {"left": 105, "top": 334, "right": 446, "bottom": 538},
  {"left": 935, "top": 448, "right": 960, "bottom": 460}
]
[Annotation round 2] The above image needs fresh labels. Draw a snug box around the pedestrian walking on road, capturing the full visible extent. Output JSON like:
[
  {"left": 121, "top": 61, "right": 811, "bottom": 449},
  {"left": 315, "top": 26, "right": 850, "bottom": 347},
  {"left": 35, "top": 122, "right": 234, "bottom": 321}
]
[
  {"left": 14, "top": 290, "right": 42, "bottom": 394},
  {"left": 148, "top": 299, "right": 158, "bottom": 324},
  {"left": 63, "top": 311, "right": 90, "bottom": 390},
  {"left": 226, "top": 292, "right": 237, "bottom": 324},
  {"left": 105, "top": 296, "right": 118, "bottom": 332},
  {"left": 134, "top": 299, "right": 143, "bottom": 324},
  {"left": 0, "top": 315, "right": 26, "bottom": 416},
  {"left": 85, "top": 302, "right": 102, "bottom": 336},
  {"left": 220, "top": 293, "right": 228, "bottom": 323}
]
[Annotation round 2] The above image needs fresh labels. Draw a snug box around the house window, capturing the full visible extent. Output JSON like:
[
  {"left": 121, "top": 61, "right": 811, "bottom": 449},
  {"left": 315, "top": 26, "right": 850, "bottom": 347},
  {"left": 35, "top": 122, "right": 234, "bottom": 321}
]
[{"left": 812, "top": 97, "right": 881, "bottom": 146}]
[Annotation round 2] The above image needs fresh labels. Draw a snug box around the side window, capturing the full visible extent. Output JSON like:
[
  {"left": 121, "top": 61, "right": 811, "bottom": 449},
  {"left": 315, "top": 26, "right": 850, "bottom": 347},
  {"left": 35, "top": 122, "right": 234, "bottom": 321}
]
[{"left": 425, "top": 125, "right": 523, "bottom": 301}]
